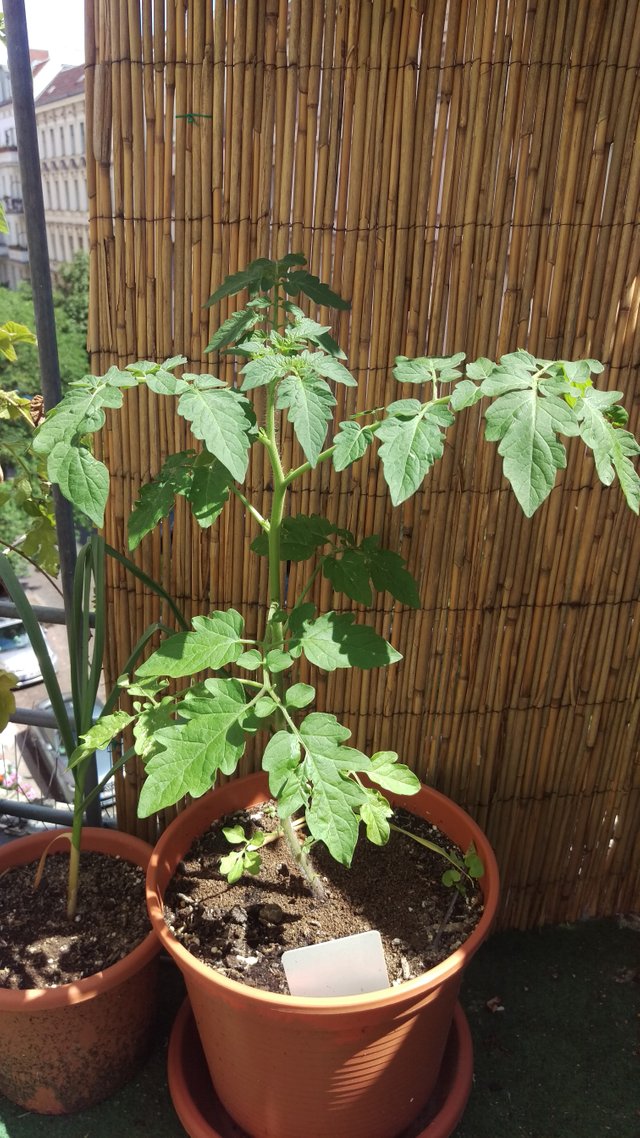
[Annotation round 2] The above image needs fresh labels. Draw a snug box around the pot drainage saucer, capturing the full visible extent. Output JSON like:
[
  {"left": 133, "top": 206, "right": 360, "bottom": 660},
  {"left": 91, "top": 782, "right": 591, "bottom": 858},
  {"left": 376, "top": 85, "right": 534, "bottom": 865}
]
[{"left": 168, "top": 999, "right": 473, "bottom": 1138}]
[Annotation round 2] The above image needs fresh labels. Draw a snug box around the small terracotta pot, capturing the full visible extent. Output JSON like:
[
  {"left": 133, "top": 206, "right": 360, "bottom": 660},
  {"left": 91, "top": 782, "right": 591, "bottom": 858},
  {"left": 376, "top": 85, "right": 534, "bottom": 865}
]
[
  {"left": 0, "top": 827, "right": 160, "bottom": 1114},
  {"left": 147, "top": 773, "right": 499, "bottom": 1138}
]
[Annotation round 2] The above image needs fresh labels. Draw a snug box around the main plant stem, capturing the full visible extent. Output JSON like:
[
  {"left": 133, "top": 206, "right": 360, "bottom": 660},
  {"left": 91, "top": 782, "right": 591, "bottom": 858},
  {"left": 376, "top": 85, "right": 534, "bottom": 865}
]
[{"left": 263, "top": 360, "right": 325, "bottom": 900}]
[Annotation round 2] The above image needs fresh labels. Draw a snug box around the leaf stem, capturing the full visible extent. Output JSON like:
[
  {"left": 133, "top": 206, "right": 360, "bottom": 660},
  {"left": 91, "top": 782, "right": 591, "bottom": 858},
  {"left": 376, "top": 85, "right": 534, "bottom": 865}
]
[{"left": 230, "top": 484, "right": 268, "bottom": 530}]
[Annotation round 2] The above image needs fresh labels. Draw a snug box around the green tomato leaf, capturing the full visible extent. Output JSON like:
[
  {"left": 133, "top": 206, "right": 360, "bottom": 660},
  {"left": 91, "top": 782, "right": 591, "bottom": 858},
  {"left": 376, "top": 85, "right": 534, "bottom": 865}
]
[
  {"left": 359, "top": 790, "right": 393, "bottom": 845},
  {"left": 292, "top": 611, "right": 402, "bottom": 671},
  {"left": 284, "top": 269, "right": 350, "bottom": 310},
  {"left": 305, "top": 352, "right": 357, "bottom": 387},
  {"left": 136, "top": 609, "right": 245, "bottom": 678},
  {"left": 276, "top": 374, "right": 335, "bottom": 467},
  {"left": 187, "top": 452, "right": 233, "bottom": 528},
  {"left": 132, "top": 699, "right": 176, "bottom": 760},
  {"left": 177, "top": 381, "right": 254, "bottom": 482},
  {"left": 236, "top": 649, "right": 263, "bottom": 670},
  {"left": 284, "top": 683, "right": 316, "bottom": 709},
  {"left": 483, "top": 373, "right": 581, "bottom": 515},
  {"left": 377, "top": 404, "right": 454, "bottom": 505},
  {"left": 265, "top": 649, "right": 294, "bottom": 673},
  {"left": 47, "top": 443, "right": 109, "bottom": 527},
  {"left": 137, "top": 678, "right": 249, "bottom": 815},
  {"left": 578, "top": 389, "right": 640, "bottom": 513},
  {"left": 223, "top": 825, "right": 247, "bottom": 844},
  {"left": 369, "top": 750, "right": 421, "bottom": 794},
  {"left": 128, "top": 451, "right": 195, "bottom": 551},
  {"left": 262, "top": 730, "right": 302, "bottom": 797},
  {"left": 464, "top": 843, "right": 485, "bottom": 879},
  {"left": 332, "top": 421, "right": 372, "bottom": 472},
  {"left": 251, "top": 514, "right": 338, "bottom": 561},
  {"left": 450, "top": 379, "right": 483, "bottom": 411},
  {"left": 205, "top": 307, "right": 260, "bottom": 353},
  {"left": 302, "top": 753, "right": 366, "bottom": 866}
]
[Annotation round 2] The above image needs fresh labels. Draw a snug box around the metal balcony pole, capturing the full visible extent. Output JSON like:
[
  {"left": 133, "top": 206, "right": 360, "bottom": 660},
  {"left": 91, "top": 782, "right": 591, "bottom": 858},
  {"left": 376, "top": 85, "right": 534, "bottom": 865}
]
[
  {"left": 2, "top": 2, "right": 102, "bottom": 828},
  {"left": 3, "top": 0, "right": 78, "bottom": 622}
]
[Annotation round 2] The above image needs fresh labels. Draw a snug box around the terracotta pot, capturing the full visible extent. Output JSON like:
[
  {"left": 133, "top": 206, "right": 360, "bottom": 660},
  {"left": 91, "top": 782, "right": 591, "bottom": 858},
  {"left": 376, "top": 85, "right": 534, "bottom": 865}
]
[
  {"left": 0, "top": 827, "right": 161, "bottom": 1114},
  {"left": 147, "top": 773, "right": 499, "bottom": 1138},
  {"left": 167, "top": 998, "right": 474, "bottom": 1138}
]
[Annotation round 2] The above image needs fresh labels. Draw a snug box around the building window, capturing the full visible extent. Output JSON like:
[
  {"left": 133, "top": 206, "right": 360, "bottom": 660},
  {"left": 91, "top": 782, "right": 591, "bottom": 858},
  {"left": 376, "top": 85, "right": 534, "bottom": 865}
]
[
  {"left": 69, "top": 123, "right": 75, "bottom": 153},
  {"left": 49, "top": 127, "right": 55, "bottom": 155},
  {"left": 59, "top": 125, "right": 65, "bottom": 154},
  {"left": 79, "top": 121, "right": 85, "bottom": 151},
  {"left": 73, "top": 177, "right": 79, "bottom": 210},
  {"left": 64, "top": 180, "right": 71, "bottom": 211}
]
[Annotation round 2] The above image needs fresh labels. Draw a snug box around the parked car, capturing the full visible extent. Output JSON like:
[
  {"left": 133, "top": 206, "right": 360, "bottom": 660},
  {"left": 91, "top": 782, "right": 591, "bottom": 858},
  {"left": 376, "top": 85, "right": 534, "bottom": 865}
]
[
  {"left": 0, "top": 616, "right": 57, "bottom": 688},
  {"left": 24, "top": 697, "right": 115, "bottom": 811}
]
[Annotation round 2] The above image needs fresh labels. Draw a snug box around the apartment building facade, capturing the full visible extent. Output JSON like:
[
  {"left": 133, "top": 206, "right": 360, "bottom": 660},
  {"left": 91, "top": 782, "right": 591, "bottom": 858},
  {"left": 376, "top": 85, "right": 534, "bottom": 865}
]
[{"left": 0, "top": 55, "right": 88, "bottom": 287}]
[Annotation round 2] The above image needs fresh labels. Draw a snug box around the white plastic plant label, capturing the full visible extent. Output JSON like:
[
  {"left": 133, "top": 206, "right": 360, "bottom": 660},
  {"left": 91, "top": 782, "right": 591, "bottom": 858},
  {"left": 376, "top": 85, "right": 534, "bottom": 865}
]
[{"left": 282, "top": 930, "right": 390, "bottom": 997}]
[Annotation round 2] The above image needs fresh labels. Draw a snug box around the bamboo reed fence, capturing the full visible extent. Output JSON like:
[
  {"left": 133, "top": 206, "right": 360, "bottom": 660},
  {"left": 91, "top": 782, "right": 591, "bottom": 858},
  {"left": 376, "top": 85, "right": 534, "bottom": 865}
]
[{"left": 84, "top": 0, "right": 639, "bottom": 930}]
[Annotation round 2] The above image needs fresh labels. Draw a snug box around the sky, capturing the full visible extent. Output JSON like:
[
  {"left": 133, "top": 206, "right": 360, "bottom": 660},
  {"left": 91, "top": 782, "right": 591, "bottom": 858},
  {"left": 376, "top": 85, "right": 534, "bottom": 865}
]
[{"left": 4, "top": 0, "right": 86, "bottom": 65}]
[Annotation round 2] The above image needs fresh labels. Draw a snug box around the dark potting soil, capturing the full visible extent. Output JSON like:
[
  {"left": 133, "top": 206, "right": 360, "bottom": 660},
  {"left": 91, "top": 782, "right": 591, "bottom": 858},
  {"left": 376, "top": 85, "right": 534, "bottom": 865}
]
[
  {"left": 164, "top": 803, "right": 485, "bottom": 993},
  {"left": 0, "top": 851, "right": 149, "bottom": 989}
]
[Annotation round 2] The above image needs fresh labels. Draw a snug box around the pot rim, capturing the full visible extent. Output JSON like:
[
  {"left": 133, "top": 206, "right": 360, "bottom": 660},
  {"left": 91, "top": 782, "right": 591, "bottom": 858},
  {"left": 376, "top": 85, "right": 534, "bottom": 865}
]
[
  {"left": 147, "top": 773, "right": 500, "bottom": 1012},
  {"left": 0, "top": 826, "right": 160, "bottom": 1010}
]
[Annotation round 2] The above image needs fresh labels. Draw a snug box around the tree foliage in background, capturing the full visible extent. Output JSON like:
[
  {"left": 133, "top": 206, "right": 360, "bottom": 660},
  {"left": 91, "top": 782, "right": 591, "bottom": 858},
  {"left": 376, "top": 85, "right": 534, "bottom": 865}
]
[{"left": 0, "top": 252, "right": 90, "bottom": 573}]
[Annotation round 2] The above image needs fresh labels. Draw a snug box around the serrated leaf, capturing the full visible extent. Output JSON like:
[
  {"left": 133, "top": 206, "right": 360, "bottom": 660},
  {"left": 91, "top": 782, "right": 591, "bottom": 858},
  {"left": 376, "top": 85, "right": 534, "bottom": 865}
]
[
  {"left": 136, "top": 609, "right": 245, "bottom": 678},
  {"left": 466, "top": 357, "right": 496, "bottom": 381},
  {"left": 299, "top": 712, "right": 352, "bottom": 750},
  {"left": 305, "top": 352, "right": 357, "bottom": 387},
  {"left": 293, "top": 612, "right": 402, "bottom": 671},
  {"left": 47, "top": 443, "right": 109, "bottom": 527},
  {"left": 33, "top": 374, "right": 128, "bottom": 458},
  {"left": 450, "top": 379, "right": 483, "bottom": 411},
  {"left": 393, "top": 354, "right": 465, "bottom": 385},
  {"left": 69, "top": 711, "right": 134, "bottom": 769},
  {"left": 303, "top": 754, "right": 366, "bottom": 865},
  {"left": 332, "top": 421, "right": 371, "bottom": 471},
  {"left": 284, "top": 269, "right": 350, "bottom": 310},
  {"left": 128, "top": 451, "right": 195, "bottom": 551},
  {"left": 252, "top": 514, "right": 338, "bottom": 561},
  {"left": 377, "top": 404, "right": 453, "bottom": 505},
  {"left": 263, "top": 730, "right": 302, "bottom": 799},
  {"left": 133, "top": 699, "right": 176, "bottom": 760},
  {"left": 137, "top": 678, "right": 249, "bottom": 815},
  {"left": 205, "top": 260, "right": 275, "bottom": 307},
  {"left": 240, "top": 350, "right": 292, "bottom": 391},
  {"left": 578, "top": 392, "right": 640, "bottom": 512},
  {"left": 324, "top": 537, "right": 420, "bottom": 608},
  {"left": 484, "top": 384, "right": 581, "bottom": 515},
  {"left": 323, "top": 550, "right": 373, "bottom": 605},
  {"left": 276, "top": 374, "right": 335, "bottom": 467},
  {"left": 369, "top": 751, "right": 421, "bottom": 794},
  {"left": 187, "top": 452, "right": 233, "bottom": 528},
  {"left": 360, "top": 791, "right": 393, "bottom": 845},
  {"left": 177, "top": 383, "right": 254, "bottom": 482},
  {"left": 205, "top": 307, "right": 259, "bottom": 353}
]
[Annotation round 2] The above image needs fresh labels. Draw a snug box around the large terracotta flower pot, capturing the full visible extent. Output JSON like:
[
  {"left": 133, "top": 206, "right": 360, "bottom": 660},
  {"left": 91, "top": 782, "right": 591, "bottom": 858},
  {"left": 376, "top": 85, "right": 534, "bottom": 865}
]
[
  {"left": 0, "top": 827, "right": 161, "bottom": 1114},
  {"left": 147, "top": 773, "right": 499, "bottom": 1138}
]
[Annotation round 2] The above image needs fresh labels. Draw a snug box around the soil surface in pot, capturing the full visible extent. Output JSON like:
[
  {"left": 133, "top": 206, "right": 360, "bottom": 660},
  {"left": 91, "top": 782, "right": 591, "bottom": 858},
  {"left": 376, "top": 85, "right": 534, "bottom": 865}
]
[
  {"left": 164, "top": 802, "right": 484, "bottom": 993},
  {"left": 0, "top": 851, "right": 149, "bottom": 989}
]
